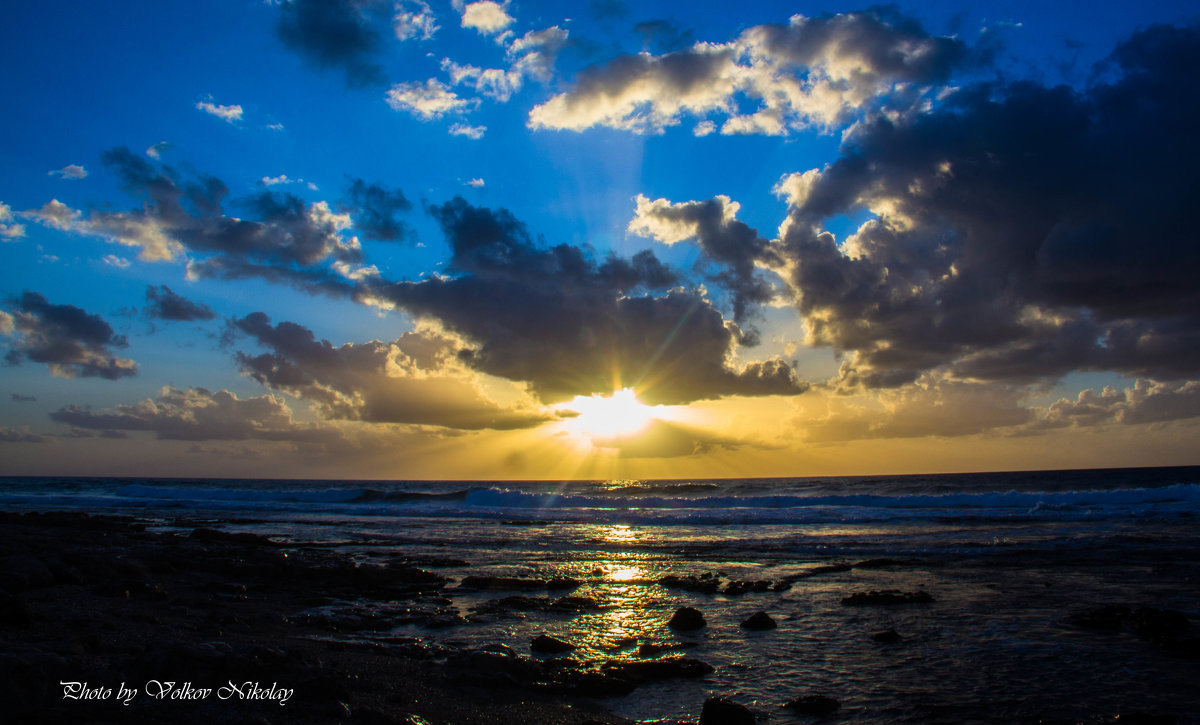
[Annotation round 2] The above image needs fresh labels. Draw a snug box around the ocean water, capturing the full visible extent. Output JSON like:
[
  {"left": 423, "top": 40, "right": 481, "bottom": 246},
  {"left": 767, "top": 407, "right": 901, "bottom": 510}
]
[{"left": 3, "top": 467, "right": 1199, "bottom": 723}]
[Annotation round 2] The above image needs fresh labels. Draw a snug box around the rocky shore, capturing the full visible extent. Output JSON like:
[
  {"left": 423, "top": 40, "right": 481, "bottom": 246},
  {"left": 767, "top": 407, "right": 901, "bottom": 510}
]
[{"left": 0, "top": 511, "right": 636, "bottom": 725}]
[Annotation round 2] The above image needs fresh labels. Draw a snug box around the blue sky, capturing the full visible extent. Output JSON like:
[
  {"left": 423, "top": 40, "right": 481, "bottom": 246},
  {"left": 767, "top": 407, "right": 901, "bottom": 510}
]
[{"left": 2, "top": 1, "right": 1198, "bottom": 479}]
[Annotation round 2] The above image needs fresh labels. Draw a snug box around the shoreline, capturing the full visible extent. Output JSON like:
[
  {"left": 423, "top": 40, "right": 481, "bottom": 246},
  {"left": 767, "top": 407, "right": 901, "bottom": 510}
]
[{"left": 0, "top": 511, "right": 633, "bottom": 725}]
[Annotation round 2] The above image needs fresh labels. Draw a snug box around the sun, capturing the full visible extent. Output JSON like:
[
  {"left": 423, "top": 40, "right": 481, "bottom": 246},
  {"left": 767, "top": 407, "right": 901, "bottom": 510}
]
[{"left": 561, "top": 388, "right": 656, "bottom": 438}]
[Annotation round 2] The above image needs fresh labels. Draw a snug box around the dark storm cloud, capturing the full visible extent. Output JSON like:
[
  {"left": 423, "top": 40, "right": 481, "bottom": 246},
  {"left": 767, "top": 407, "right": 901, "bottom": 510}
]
[
  {"left": 144, "top": 285, "right": 215, "bottom": 322},
  {"left": 2, "top": 291, "right": 137, "bottom": 380},
  {"left": 776, "top": 22, "right": 1200, "bottom": 388},
  {"left": 276, "top": 0, "right": 386, "bottom": 87},
  {"left": 11, "top": 393, "right": 37, "bottom": 402},
  {"left": 368, "top": 197, "right": 805, "bottom": 404},
  {"left": 49, "top": 386, "right": 340, "bottom": 443},
  {"left": 341, "top": 179, "right": 411, "bottom": 242},
  {"left": 629, "top": 194, "right": 781, "bottom": 338},
  {"left": 86, "top": 147, "right": 365, "bottom": 293},
  {"left": 0, "top": 426, "right": 47, "bottom": 443},
  {"left": 230, "top": 312, "right": 550, "bottom": 431},
  {"left": 1036, "top": 380, "right": 1200, "bottom": 430}
]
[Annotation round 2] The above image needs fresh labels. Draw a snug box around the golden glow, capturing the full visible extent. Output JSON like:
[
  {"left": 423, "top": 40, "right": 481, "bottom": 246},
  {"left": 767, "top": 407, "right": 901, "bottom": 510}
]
[
  {"left": 606, "top": 565, "right": 642, "bottom": 581},
  {"left": 560, "top": 388, "right": 657, "bottom": 438},
  {"left": 603, "top": 524, "right": 637, "bottom": 543}
]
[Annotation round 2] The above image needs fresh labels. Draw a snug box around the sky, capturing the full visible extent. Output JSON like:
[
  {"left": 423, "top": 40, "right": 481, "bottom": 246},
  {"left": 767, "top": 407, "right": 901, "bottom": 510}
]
[{"left": 1, "top": 0, "right": 1198, "bottom": 480}]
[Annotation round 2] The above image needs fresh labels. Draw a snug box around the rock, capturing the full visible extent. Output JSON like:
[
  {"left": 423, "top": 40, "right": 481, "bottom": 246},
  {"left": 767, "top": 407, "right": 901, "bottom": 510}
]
[
  {"left": 0, "top": 593, "right": 31, "bottom": 628},
  {"left": 550, "top": 595, "right": 601, "bottom": 612},
  {"left": 659, "top": 574, "right": 721, "bottom": 595},
  {"left": 546, "top": 576, "right": 581, "bottom": 590},
  {"left": 531, "top": 634, "right": 576, "bottom": 654},
  {"left": 841, "top": 590, "right": 934, "bottom": 606},
  {"left": 1127, "top": 607, "right": 1189, "bottom": 642},
  {"left": 1, "top": 555, "right": 56, "bottom": 591},
  {"left": 458, "top": 575, "right": 579, "bottom": 591},
  {"left": 668, "top": 606, "right": 706, "bottom": 630},
  {"left": 853, "top": 558, "right": 903, "bottom": 568},
  {"left": 872, "top": 628, "right": 903, "bottom": 643},
  {"left": 188, "top": 527, "right": 273, "bottom": 546},
  {"left": 786, "top": 694, "right": 841, "bottom": 715},
  {"left": 601, "top": 656, "right": 713, "bottom": 683},
  {"left": 1067, "top": 605, "right": 1131, "bottom": 630},
  {"left": 700, "top": 696, "right": 755, "bottom": 725},
  {"left": 637, "top": 641, "right": 697, "bottom": 656},
  {"left": 740, "top": 611, "right": 777, "bottom": 630}
]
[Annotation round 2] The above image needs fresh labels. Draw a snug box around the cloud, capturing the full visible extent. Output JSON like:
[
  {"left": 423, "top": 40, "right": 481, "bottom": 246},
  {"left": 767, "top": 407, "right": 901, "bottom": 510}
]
[
  {"left": 24, "top": 148, "right": 364, "bottom": 295},
  {"left": 393, "top": 0, "right": 438, "bottom": 41},
  {"left": 231, "top": 312, "right": 550, "bottom": 430},
  {"left": 144, "top": 285, "right": 216, "bottom": 322},
  {"left": 48, "top": 164, "right": 87, "bottom": 180},
  {"left": 458, "top": 1, "right": 513, "bottom": 37},
  {"left": 386, "top": 79, "right": 477, "bottom": 118},
  {"left": 11, "top": 393, "right": 37, "bottom": 402},
  {"left": 441, "top": 59, "right": 523, "bottom": 102},
  {"left": 2, "top": 291, "right": 137, "bottom": 380},
  {"left": 276, "top": 0, "right": 385, "bottom": 86},
  {"left": 0, "top": 202, "right": 26, "bottom": 239},
  {"left": 634, "top": 19, "right": 694, "bottom": 52},
  {"left": 195, "top": 99, "right": 243, "bottom": 123},
  {"left": 339, "top": 178, "right": 412, "bottom": 242},
  {"left": 365, "top": 197, "right": 806, "bottom": 404},
  {"left": 101, "top": 254, "right": 130, "bottom": 268},
  {"left": 449, "top": 123, "right": 486, "bottom": 139},
  {"left": 590, "top": 419, "right": 755, "bottom": 458},
  {"left": 145, "top": 142, "right": 170, "bottom": 159},
  {"left": 530, "top": 8, "right": 966, "bottom": 134},
  {"left": 49, "top": 386, "right": 341, "bottom": 443},
  {"left": 440, "top": 26, "right": 567, "bottom": 105},
  {"left": 465, "top": 178, "right": 485, "bottom": 188},
  {"left": 0, "top": 426, "right": 47, "bottom": 444},
  {"left": 629, "top": 194, "right": 781, "bottom": 335},
  {"left": 1036, "top": 379, "right": 1200, "bottom": 429},
  {"left": 773, "top": 22, "right": 1200, "bottom": 389}
]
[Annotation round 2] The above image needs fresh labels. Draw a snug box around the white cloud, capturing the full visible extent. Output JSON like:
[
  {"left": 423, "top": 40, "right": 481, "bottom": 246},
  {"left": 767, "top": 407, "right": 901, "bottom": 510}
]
[
  {"left": 23, "top": 199, "right": 182, "bottom": 262},
  {"left": 459, "top": 0, "right": 513, "bottom": 36},
  {"left": 465, "top": 178, "right": 485, "bottom": 187},
  {"left": 693, "top": 120, "right": 716, "bottom": 136},
  {"left": 102, "top": 254, "right": 131, "bottom": 268},
  {"left": 196, "top": 99, "right": 243, "bottom": 123},
  {"left": 394, "top": 0, "right": 438, "bottom": 41},
  {"left": 386, "top": 79, "right": 476, "bottom": 119},
  {"left": 1, "top": 202, "right": 27, "bottom": 239},
  {"left": 449, "top": 123, "right": 486, "bottom": 139},
  {"left": 266, "top": 122, "right": 285, "bottom": 131},
  {"left": 441, "top": 59, "right": 523, "bottom": 102},
  {"left": 48, "top": 164, "right": 87, "bottom": 180},
  {"left": 145, "top": 142, "right": 169, "bottom": 159},
  {"left": 261, "top": 174, "right": 316, "bottom": 189}
]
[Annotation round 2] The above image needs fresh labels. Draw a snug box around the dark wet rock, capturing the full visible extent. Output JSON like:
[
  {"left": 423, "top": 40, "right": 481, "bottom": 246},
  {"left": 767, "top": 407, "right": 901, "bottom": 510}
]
[
  {"left": 531, "top": 634, "right": 576, "bottom": 654},
  {"left": 386, "top": 564, "right": 447, "bottom": 585},
  {"left": 188, "top": 527, "right": 274, "bottom": 546},
  {"left": 1068, "top": 605, "right": 1130, "bottom": 630},
  {"left": 853, "top": 557, "right": 904, "bottom": 568},
  {"left": 872, "top": 628, "right": 903, "bottom": 643},
  {"left": 772, "top": 581, "right": 792, "bottom": 592},
  {"left": 0, "top": 592, "right": 31, "bottom": 628},
  {"left": 445, "top": 649, "right": 542, "bottom": 688},
  {"left": 551, "top": 595, "right": 601, "bottom": 612},
  {"left": 601, "top": 656, "right": 713, "bottom": 683},
  {"left": 477, "top": 595, "right": 552, "bottom": 614},
  {"left": 786, "top": 694, "right": 841, "bottom": 715},
  {"left": 422, "top": 612, "right": 468, "bottom": 629},
  {"left": 668, "top": 606, "right": 706, "bottom": 630},
  {"left": 809, "top": 563, "right": 853, "bottom": 575},
  {"left": 1127, "top": 607, "right": 1190, "bottom": 641},
  {"left": 459, "top": 575, "right": 578, "bottom": 591},
  {"left": 700, "top": 696, "right": 755, "bottom": 725},
  {"left": 740, "top": 611, "right": 777, "bottom": 631},
  {"left": 659, "top": 574, "right": 721, "bottom": 594},
  {"left": 637, "top": 641, "right": 697, "bottom": 656},
  {"left": 841, "top": 590, "right": 935, "bottom": 606},
  {"left": 557, "top": 670, "right": 639, "bottom": 697},
  {"left": 1, "top": 555, "right": 56, "bottom": 591},
  {"left": 546, "top": 576, "right": 582, "bottom": 590}
]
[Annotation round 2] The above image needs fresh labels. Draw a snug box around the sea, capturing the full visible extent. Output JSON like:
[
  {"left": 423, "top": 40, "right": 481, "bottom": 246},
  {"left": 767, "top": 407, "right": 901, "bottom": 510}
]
[{"left": 2, "top": 466, "right": 1199, "bottom": 723}]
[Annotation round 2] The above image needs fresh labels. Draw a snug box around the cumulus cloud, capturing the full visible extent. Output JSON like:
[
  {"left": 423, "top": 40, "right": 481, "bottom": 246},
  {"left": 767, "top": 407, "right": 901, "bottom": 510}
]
[
  {"left": 449, "top": 123, "right": 486, "bottom": 139},
  {"left": 340, "top": 179, "right": 411, "bottom": 241},
  {"left": 49, "top": 386, "right": 340, "bottom": 443},
  {"left": 101, "top": 254, "right": 130, "bottom": 268},
  {"left": 773, "top": 23, "right": 1200, "bottom": 389},
  {"left": 440, "top": 25, "right": 567, "bottom": 105},
  {"left": 49, "top": 164, "right": 87, "bottom": 180},
  {"left": 195, "top": 99, "right": 243, "bottom": 123},
  {"left": 276, "top": 0, "right": 385, "bottom": 86},
  {"left": 590, "top": 419, "right": 755, "bottom": 458},
  {"left": 1036, "top": 379, "right": 1200, "bottom": 429},
  {"left": 2, "top": 291, "right": 137, "bottom": 380},
  {"left": 0, "top": 202, "right": 26, "bottom": 239},
  {"left": 365, "top": 197, "right": 805, "bottom": 404},
  {"left": 145, "top": 142, "right": 170, "bottom": 159},
  {"left": 629, "top": 194, "right": 781, "bottom": 334},
  {"left": 144, "top": 285, "right": 216, "bottom": 322},
  {"left": 530, "top": 8, "right": 966, "bottom": 134},
  {"left": 465, "top": 178, "right": 485, "bottom": 188},
  {"left": 231, "top": 312, "right": 550, "bottom": 430},
  {"left": 458, "top": 1, "right": 513, "bottom": 37},
  {"left": 0, "top": 426, "right": 47, "bottom": 444},
  {"left": 393, "top": 0, "right": 438, "bottom": 41},
  {"left": 24, "top": 148, "right": 364, "bottom": 295},
  {"left": 386, "top": 79, "right": 477, "bottom": 118}
]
